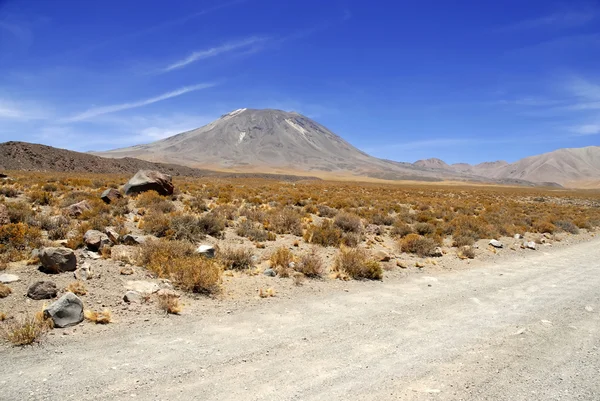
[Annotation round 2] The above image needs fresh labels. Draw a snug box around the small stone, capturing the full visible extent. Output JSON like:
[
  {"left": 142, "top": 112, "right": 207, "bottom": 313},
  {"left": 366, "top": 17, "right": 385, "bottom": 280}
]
[
  {"left": 514, "top": 234, "right": 523, "bottom": 240},
  {"left": 82, "top": 250, "right": 102, "bottom": 260},
  {"left": 27, "top": 281, "right": 58, "bottom": 300},
  {"left": 0, "top": 273, "right": 19, "bottom": 284},
  {"left": 44, "top": 293, "right": 84, "bottom": 328},
  {"left": 100, "top": 188, "right": 122, "bottom": 204},
  {"left": 524, "top": 241, "right": 537, "bottom": 250},
  {"left": 105, "top": 228, "right": 120, "bottom": 244},
  {"left": 123, "top": 291, "right": 142, "bottom": 303},
  {"left": 489, "top": 239, "right": 503, "bottom": 248},
  {"left": 374, "top": 250, "right": 391, "bottom": 262},
  {"left": 396, "top": 260, "right": 408, "bottom": 269},
  {"left": 264, "top": 268, "right": 276, "bottom": 277},
  {"left": 122, "top": 234, "right": 145, "bottom": 246},
  {"left": 74, "top": 263, "right": 93, "bottom": 280},
  {"left": 432, "top": 247, "right": 444, "bottom": 257},
  {"left": 83, "top": 230, "right": 111, "bottom": 252},
  {"left": 157, "top": 288, "right": 179, "bottom": 298},
  {"left": 120, "top": 266, "right": 135, "bottom": 275},
  {"left": 196, "top": 245, "right": 215, "bottom": 258}
]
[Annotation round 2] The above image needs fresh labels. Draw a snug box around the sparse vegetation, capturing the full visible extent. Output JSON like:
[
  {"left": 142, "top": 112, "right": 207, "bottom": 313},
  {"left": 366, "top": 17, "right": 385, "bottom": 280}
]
[
  {"left": 399, "top": 234, "right": 440, "bottom": 257},
  {"left": 84, "top": 309, "right": 112, "bottom": 324},
  {"left": 333, "top": 247, "right": 382, "bottom": 280},
  {"left": 66, "top": 281, "right": 87, "bottom": 296},
  {"left": 219, "top": 247, "right": 254, "bottom": 270},
  {"left": 157, "top": 293, "right": 182, "bottom": 315},
  {"left": 1, "top": 312, "right": 53, "bottom": 346}
]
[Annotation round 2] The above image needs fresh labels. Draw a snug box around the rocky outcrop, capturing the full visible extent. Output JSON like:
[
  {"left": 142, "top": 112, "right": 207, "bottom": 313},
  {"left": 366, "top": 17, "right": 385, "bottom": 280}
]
[
  {"left": 100, "top": 188, "right": 122, "bottom": 204},
  {"left": 62, "top": 200, "right": 92, "bottom": 217},
  {"left": 123, "top": 170, "right": 174, "bottom": 196}
]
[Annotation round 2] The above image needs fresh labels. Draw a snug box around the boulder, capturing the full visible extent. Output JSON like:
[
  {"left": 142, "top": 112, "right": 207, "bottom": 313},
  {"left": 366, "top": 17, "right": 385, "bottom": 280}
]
[
  {"left": 43, "top": 292, "right": 84, "bottom": 328},
  {"left": 0, "top": 273, "right": 19, "bottom": 284},
  {"left": 123, "top": 291, "right": 142, "bottom": 303},
  {"left": 74, "top": 263, "right": 93, "bottom": 280},
  {"left": 83, "top": 230, "right": 110, "bottom": 251},
  {"left": 100, "top": 188, "right": 122, "bottom": 204},
  {"left": 105, "top": 227, "right": 120, "bottom": 244},
  {"left": 39, "top": 247, "right": 77, "bottom": 273},
  {"left": 123, "top": 170, "right": 174, "bottom": 196},
  {"left": 0, "top": 203, "right": 9, "bottom": 225},
  {"left": 489, "top": 239, "right": 504, "bottom": 248},
  {"left": 196, "top": 244, "right": 216, "bottom": 258},
  {"left": 122, "top": 234, "right": 145, "bottom": 246},
  {"left": 125, "top": 280, "right": 160, "bottom": 294},
  {"left": 27, "top": 281, "right": 58, "bottom": 300},
  {"left": 62, "top": 200, "right": 92, "bottom": 217}
]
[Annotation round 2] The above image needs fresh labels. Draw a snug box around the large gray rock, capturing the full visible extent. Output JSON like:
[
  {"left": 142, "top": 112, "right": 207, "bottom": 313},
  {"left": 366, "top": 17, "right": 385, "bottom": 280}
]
[
  {"left": 39, "top": 247, "right": 77, "bottom": 273},
  {"left": 83, "top": 230, "right": 110, "bottom": 251},
  {"left": 123, "top": 170, "right": 174, "bottom": 196},
  {"left": 44, "top": 292, "right": 84, "bottom": 328},
  {"left": 100, "top": 188, "right": 122, "bottom": 204},
  {"left": 27, "top": 281, "right": 58, "bottom": 300},
  {"left": 0, "top": 203, "right": 9, "bottom": 225},
  {"left": 62, "top": 200, "right": 92, "bottom": 217}
]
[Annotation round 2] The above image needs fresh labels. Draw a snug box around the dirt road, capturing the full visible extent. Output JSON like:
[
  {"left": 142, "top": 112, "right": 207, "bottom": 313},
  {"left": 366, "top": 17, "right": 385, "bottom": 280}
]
[{"left": 2, "top": 239, "right": 600, "bottom": 400}]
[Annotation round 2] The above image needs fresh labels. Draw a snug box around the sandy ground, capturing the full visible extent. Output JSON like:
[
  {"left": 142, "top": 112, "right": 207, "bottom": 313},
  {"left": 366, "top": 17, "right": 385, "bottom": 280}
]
[{"left": 1, "top": 235, "right": 599, "bottom": 400}]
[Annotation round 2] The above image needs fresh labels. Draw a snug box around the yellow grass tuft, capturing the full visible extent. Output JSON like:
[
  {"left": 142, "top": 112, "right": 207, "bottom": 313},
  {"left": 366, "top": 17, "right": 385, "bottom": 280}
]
[
  {"left": 84, "top": 309, "right": 112, "bottom": 324},
  {"left": 66, "top": 281, "right": 87, "bottom": 296}
]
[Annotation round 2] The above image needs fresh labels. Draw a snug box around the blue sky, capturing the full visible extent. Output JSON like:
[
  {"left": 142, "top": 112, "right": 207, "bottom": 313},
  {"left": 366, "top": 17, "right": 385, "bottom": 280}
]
[{"left": 0, "top": 0, "right": 599, "bottom": 164}]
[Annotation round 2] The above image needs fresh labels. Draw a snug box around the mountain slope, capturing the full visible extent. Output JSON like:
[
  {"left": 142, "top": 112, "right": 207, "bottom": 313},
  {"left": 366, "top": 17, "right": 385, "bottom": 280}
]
[
  {"left": 97, "top": 109, "right": 468, "bottom": 182},
  {"left": 0, "top": 142, "right": 317, "bottom": 181},
  {"left": 415, "top": 147, "right": 600, "bottom": 187}
]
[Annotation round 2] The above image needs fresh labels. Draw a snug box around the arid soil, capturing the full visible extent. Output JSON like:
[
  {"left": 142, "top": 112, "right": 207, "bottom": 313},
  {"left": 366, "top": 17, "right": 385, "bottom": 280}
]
[{"left": 1, "top": 236, "right": 599, "bottom": 400}]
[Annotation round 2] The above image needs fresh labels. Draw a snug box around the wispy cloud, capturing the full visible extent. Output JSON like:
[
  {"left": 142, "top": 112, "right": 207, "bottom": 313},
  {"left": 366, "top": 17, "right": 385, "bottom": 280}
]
[
  {"left": 64, "top": 82, "right": 218, "bottom": 122},
  {"left": 569, "top": 124, "right": 600, "bottom": 136},
  {"left": 499, "top": 9, "right": 597, "bottom": 31},
  {"left": 0, "top": 99, "right": 50, "bottom": 121},
  {"left": 161, "top": 36, "right": 268, "bottom": 73}
]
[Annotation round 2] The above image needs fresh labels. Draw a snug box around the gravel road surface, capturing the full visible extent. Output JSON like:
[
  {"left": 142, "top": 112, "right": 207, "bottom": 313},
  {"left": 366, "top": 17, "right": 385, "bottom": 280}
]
[{"left": 2, "top": 238, "right": 599, "bottom": 400}]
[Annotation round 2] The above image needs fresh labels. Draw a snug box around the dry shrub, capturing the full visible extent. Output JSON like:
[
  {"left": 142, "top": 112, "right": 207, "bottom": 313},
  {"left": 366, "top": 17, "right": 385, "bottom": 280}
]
[
  {"left": 370, "top": 213, "right": 394, "bottom": 226},
  {"left": 0, "top": 186, "right": 18, "bottom": 197},
  {"left": 304, "top": 220, "right": 342, "bottom": 247},
  {"left": 212, "top": 204, "right": 239, "bottom": 221},
  {"left": 554, "top": 220, "right": 579, "bottom": 234},
  {"left": 140, "top": 211, "right": 171, "bottom": 237},
  {"left": 333, "top": 247, "right": 382, "bottom": 280},
  {"left": 135, "top": 190, "right": 175, "bottom": 213},
  {"left": 334, "top": 212, "right": 363, "bottom": 233},
  {"left": 219, "top": 247, "right": 254, "bottom": 270},
  {"left": 452, "top": 233, "right": 476, "bottom": 247},
  {"left": 0, "top": 283, "right": 12, "bottom": 298},
  {"left": 270, "top": 246, "right": 294, "bottom": 277},
  {"left": 27, "top": 190, "right": 54, "bottom": 206},
  {"left": 236, "top": 220, "right": 274, "bottom": 242},
  {"left": 168, "top": 214, "right": 206, "bottom": 242},
  {"left": 415, "top": 222, "right": 435, "bottom": 236},
  {"left": 258, "top": 288, "right": 276, "bottom": 298},
  {"left": 84, "top": 310, "right": 112, "bottom": 324},
  {"left": 266, "top": 207, "right": 303, "bottom": 236},
  {"left": 185, "top": 196, "right": 208, "bottom": 213},
  {"left": 239, "top": 206, "right": 266, "bottom": 222},
  {"left": 534, "top": 220, "right": 556, "bottom": 234},
  {"left": 158, "top": 294, "right": 182, "bottom": 315},
  {"left": 400, "top": 234, "right": 439, "bottom": 257},
  {"left": 1, "top": 312, "right": 53, "bottom": 346},
  {"left": 317, "top": 205, "right": 338, "bottom": 218},
  {"left": 295, "top": 251, "right": 324, "bottom": 278},
  {"left": 45, "top": 215, "right": 72, "bottom": 240},
  {"left": 0, "top": 223, "right": 43, "bottom": 262},
  {"left": 6, "top": 202, "right": 35, "bottom": 224},
  {"left": 391, "top": 222, "right": 413, "bottom": 238},
  {"left": 137, "top": 240, "right": 222, "bottom": 294},
  {"left": 457, "top": 246, "right": 475, "bottom": 259},
  {"left": 66, "top": 281, "right": 87, "bottom": 296},
  {"left": 198, "top": 212, "right": 226, "bottom": 237}
]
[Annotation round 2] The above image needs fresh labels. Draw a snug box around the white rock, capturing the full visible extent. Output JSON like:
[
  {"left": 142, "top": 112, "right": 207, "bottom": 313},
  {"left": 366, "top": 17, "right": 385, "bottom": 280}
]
[
  {"left": 489, "top": 239, "right": 503, "bottom": 248},
  {"left": 0, "top": 273, "right": 19, "bottom": 284},
  {"left": 524, "top": 241, "right": 537, "bottom": 250},
  {"left": 125, "top": 280, "right": 160, "bottom": 294},
  {"left": 196, "top": 245, "right": 215, "bottom": 258}
]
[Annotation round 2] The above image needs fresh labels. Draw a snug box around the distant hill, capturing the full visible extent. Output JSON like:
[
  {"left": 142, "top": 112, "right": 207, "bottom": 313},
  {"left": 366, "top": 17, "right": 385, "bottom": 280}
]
[{"left": 0, "top": 141, "right": 318, "bottom": 181}]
